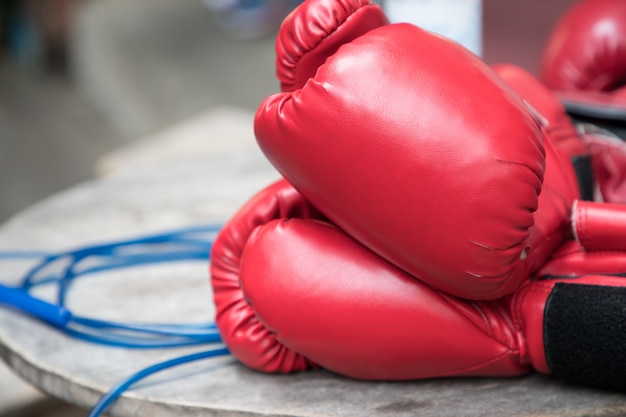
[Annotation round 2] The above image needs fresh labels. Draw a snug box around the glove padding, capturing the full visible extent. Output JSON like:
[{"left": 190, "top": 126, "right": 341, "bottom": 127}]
[
  {"left": 211, "top": 180, "right": 532, "bottom": 379},
  {"left": 210, "top": 179, "right": 323, "bottom": 373},
  {"left": 494, "top": 63, "right": 593, "bottom": 200},
  {"left": 255, "top": 0, "right": 580, "bottom": 300},
  {"left": 211, "top": 181, "right": 626, "bottom": 391},
  {"left": 276, "top": 0, "right": 389, "bottom": 92}
]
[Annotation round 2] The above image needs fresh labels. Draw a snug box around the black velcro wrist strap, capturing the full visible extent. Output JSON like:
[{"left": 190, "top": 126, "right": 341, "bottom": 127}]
[
  {"left": 570, "top": 155, "right": 594, "bottom": 201},
  {"left": 544, "top": 283, "right": 626, "bottom": 391}
]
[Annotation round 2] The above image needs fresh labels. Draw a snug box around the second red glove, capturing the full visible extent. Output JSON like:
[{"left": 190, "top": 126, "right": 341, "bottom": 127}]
[{"left": 211, "top": 180, "right": 626, "bottom": 392}]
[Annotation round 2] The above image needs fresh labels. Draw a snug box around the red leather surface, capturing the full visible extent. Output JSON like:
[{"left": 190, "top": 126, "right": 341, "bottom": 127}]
[
  {"left": 492, "top": 64, "right": 583, "bottom": 267},
  {"left": 210, "top": 181, "right": 626, "bottom": 379},
  {"left": 541, "top": 0, "right": 626, "bottom": 102},
  {"left": 572, "top": 200, "right": 626, "bottom": 252},
  {"left": 209, "top": 183, "right": 626, "bottom": 380},
  {"left": 276, "top": 0, "right": 389, "bottom": 92},
  {"left": 494, "top": 64, "right": 586, "bottom": 161},
  {"left": 495, "top": 65, "right": 626, "bottom": 205},
  {"left": 237, "top": 205, "right": 532, "bottom": 379},
  {"left": 210, "top": 179, "right": 323, "bottom": 373},
  {"left": 538, "top": 239, "right": 626, "bottom": 278},
  {"left": 585, "top": 133, "right": 626, "bottom": 204},
  {"left": 255, "top": 0, "right": 570, "bottom": 300},
  {"left": 212, "top": 0, "right": 626, "bottom": 385}
]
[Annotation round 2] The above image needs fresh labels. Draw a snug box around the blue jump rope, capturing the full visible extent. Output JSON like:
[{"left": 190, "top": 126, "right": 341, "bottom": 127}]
[{"left": 0, "top": 224, "right": 229, "bottom": 417}]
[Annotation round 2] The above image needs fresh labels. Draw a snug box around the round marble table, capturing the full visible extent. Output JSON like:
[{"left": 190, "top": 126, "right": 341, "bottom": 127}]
[{"left": 1, "top": 112, "right": 626, "bottom": 417}]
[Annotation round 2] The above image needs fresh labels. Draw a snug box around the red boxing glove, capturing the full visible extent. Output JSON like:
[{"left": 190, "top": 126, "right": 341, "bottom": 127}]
[
  {"left": 540, "top": 0, "right": 626, "bottom": 128},
  {"left": 255, "top": 0, "right": 579, "bottom": 299},
  {"left": 493, "top": 64, "right": 593, "bottom": 199},
  {"left": 210, "top": 179, "right": 325, "bottom": 373},
  {"left": 494, "top": 64, "right": 587, "bottom": 165},
  {"left": 496, "top": 64, "right": 626, "bottom": 204},
  {"left": 211, "top": 181, "right": 626, "bottom": 391},
  {"left": 495, "top": 64, "right": 626, "bottom": 203}
]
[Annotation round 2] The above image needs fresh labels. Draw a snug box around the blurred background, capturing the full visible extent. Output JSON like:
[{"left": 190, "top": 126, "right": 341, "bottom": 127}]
[{"left": 0, "top": 0, "right": 578, "bottom": 415}]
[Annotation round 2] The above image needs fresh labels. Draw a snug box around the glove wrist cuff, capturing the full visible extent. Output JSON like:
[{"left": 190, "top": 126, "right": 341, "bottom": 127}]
[
  {"left": 514, "top": 282, "right": 552, "bottom": 374},
  {"left": 544, "top": 282, "right": 626, "bottom": 391},
  {"left": 572, "top": 200, "right": 626, "bottom": 251}
]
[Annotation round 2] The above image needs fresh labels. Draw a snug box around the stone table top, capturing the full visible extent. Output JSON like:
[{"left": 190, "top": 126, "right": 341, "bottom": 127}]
[{"left": 1, "top": 109, "right": 626, "bottom": 417}]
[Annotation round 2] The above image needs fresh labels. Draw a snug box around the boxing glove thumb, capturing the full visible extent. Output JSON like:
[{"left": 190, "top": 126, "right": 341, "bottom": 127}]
[{"left": 277, "top": 0, "right": 389, "bottom": 92}]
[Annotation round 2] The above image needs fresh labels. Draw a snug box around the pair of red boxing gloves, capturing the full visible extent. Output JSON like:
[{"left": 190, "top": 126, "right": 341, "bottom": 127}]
[{"left": 210, "top": 0, "right": 626, "bottom": 391}]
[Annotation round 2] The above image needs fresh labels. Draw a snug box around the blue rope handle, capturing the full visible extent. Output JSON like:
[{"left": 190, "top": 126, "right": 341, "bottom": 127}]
[{"left": 0, "top": 224, "right": 231, "bottom": 417}]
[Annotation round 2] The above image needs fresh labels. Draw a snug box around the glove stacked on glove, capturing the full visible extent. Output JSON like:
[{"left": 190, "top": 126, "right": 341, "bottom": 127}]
[
  {"left": 210, "top": 0, "right": 626, "bottom": 392},
  {"left": 211, "top": 178, "right": 626, "bottom": 391}
]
